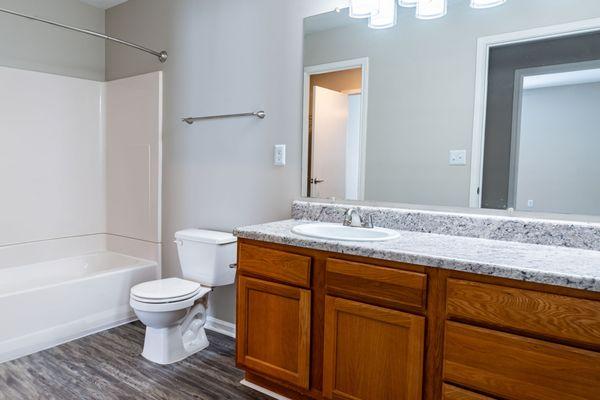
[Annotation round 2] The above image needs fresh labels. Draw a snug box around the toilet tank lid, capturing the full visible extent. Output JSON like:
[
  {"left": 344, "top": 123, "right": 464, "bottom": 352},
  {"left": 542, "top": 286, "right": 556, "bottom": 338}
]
[{"left": 175, "top": 229, "right": 237, "bottom": 245}]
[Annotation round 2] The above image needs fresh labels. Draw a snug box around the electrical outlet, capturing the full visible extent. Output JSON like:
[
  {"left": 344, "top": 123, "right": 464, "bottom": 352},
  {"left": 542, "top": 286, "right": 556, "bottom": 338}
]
[
  {"left": 274, "top": 144, "right": 286, "bottom": 166},
  {"left": 449, "top": 150, "right": 467, "bottom": 166},
  {"left": 527, "top": 199, "right": 534, "bottom": 208}
]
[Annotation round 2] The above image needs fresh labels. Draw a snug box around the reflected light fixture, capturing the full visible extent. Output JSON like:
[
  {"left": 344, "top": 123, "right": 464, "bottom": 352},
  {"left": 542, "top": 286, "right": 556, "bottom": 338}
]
[
  {"left": 349, "top": 0, "right": 506, "bottom": 29},
  {"left": 416, "top": 0, "right": 447, "bottom": 20},
  {"left": 349, "top": 0, "right": 380, "bottom": 18},
  {"left": 398, "top": 0, "right": 417, "bottom": 7},
  {"left": 470, "top": 0, "right": 506, "bottom": 9},
  {"left": 369, "top": 0, "right": 398, "bottom": 29}
]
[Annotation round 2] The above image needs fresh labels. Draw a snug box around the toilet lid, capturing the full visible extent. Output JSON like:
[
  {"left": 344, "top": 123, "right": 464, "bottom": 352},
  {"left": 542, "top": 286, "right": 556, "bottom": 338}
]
[{"left": 131, "top": 278, "right": 201, "bottom": 302}]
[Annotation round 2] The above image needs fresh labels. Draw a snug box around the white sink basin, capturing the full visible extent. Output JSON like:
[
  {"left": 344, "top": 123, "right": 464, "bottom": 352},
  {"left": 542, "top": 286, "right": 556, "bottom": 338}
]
[{"left": 291, "top": 223, "right": 400, "bottom": 242}]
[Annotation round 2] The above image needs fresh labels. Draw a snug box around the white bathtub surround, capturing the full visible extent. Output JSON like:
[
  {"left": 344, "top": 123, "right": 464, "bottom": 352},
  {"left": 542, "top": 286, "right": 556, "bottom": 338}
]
[
  {"left": 292, "top": 200, "right": 600, "bottom": 251},
  {"left": 106, "top": 72, "right": 163, "bottom": 244},
  {"left": 105, "top": 234, "right": 161, "bottom": 264},
  {"left": 0, "top": 235, "right": 106, "bottom": 270},
  {"left": 0, "top": 67, "right": 163, "bottom": 363},
  {"left": 0, "top": 67, "right": 106, "bottom": 247},
  {"left": 0, "top": 67, "right": 163, "bottom": 253},
  {"left": 0, "top": 252, "right": 158, "bottom": 364}
]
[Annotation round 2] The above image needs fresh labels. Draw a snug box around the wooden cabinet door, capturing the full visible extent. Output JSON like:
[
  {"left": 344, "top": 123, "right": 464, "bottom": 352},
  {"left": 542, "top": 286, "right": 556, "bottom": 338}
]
[
  {"left": 323, "top": 296, "right": 425, "bottom": 400},
  {"left": 236, "top": 276, "right": 311, "bottom": 389}
]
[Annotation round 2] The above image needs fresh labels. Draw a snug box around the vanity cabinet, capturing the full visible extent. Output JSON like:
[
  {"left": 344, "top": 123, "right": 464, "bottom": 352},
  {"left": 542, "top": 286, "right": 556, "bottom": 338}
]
[
  {"left": 236, "top": 243, "right": 313, "bottom": 389},
  {"left": 235, "top": 239, "right": 600, "bottom": 400}
]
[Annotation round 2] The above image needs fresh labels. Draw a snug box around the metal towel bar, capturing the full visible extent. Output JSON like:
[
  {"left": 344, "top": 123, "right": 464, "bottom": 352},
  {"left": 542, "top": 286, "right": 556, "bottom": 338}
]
[{"left": 182, "top": 111, "right": 266, "bottom": 125}]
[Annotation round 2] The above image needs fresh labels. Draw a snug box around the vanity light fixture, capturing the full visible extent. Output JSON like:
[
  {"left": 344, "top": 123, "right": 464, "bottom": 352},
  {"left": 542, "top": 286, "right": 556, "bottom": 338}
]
[
  {"left": 416, "top": 0, "right": 447, "bottom": 20},
  {"left": 470, "top": 0, "right": 506, "bottom": 9},
  {"left": 349, "top": 0, "right": 506, "bottom": 29},
  {"left": 369, "top": 0, "right": 398, "bottom": 29},
  {"left": 349, "top": 0, "right": 380, "bottom": 18}
]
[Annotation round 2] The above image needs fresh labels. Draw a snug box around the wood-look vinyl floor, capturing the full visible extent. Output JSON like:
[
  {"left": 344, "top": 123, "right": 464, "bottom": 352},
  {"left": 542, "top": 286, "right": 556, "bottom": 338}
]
[{"left": 0, "top": 322, "right": 270, "bottom": 400}]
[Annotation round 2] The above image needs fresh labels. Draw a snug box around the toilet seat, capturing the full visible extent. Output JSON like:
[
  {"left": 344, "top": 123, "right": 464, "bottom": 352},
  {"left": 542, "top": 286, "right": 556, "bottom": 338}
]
[
  {"left": 130, "top": 278, "right": 211, "bottom": 312},
  {"left": 131, "top": 288, "right": 201, "bottom": 304},
  {"left": 130, "top": 287, "right": 211, "bottom": 312},
  {"left": 131, "top": 278, "right": 200, "bottom": 301}
]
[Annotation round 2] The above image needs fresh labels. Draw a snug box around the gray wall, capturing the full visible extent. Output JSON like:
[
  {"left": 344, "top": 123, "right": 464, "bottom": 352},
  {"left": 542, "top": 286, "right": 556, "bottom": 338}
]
[
  {"left": 516, "top": 82, "right": 600, "bottom": 215},
  {"left": 105, "top": 0, "right": 343, "bottom": 323},
  {"left": 0, "top": 0, "right": 105, "bottom": 80},
  {"left": 304, "top": 0, "right": 600, "bottom": 207}
]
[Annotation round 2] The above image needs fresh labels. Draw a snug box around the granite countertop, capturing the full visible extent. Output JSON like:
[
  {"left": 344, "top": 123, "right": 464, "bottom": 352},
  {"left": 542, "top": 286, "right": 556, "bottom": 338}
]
[{"left": 234, "top": 219, "right": 600, "bottom": 292}]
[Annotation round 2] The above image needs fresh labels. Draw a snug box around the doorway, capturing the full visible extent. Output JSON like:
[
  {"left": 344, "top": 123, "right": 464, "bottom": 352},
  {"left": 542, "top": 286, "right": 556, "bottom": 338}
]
[{"left": 302, "top": 58, "right": 369, "bottom": 201}]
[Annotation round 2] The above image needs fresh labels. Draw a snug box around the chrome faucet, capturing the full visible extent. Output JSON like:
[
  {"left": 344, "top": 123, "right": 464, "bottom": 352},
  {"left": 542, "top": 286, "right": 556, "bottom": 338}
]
[{"left": 343, "top": 208, "right": 373, "bottom": 228}]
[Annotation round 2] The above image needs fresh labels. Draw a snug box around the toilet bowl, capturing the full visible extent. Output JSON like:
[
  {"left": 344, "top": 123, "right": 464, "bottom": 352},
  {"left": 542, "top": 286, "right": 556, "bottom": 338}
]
[{"left": 130, "top": 229, "right": 237, "bottom": 365}]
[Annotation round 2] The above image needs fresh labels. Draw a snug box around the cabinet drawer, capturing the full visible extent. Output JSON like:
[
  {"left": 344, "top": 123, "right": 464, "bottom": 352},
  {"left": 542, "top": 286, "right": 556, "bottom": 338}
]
[
  {"left": 447, "top": 279, "right": 600, "bottom": 349},
  {"left": 444, "top": 322, "right": 600, "bottom": 400},
  {"left": 443, "top": 384, "right": 496, "bottom": 400},
  {"left": 326, "top": 258, "right": 427, "bottom": 310},
  {"left": 238, "top": 243, "right": 311, "bottom": 288}
]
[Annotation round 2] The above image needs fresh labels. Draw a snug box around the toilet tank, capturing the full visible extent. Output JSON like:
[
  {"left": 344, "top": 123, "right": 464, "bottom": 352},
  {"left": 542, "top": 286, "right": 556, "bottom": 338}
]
[{"left": 174, "top": 229, "right": 237, "bottom": 287}]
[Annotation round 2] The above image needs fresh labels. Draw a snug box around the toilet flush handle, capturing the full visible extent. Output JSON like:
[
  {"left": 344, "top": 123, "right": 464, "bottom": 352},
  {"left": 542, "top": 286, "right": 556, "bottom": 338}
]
[{"left": 173, "top": 239, "right": 183, "bottom": 246}]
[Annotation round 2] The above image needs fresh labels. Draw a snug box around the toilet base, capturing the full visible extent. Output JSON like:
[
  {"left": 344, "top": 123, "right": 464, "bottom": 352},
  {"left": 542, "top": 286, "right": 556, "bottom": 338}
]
[
  {"left": 142, "top": 324, "right": 209, "bottom": 365},
  {"left": 140, "top": 300, "right": 210, "bottom": 365}
]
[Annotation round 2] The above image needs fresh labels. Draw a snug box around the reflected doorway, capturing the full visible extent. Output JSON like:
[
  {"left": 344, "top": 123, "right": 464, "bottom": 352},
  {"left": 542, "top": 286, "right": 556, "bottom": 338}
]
[{"left": 302, "top": 59, "right": 368, "bottom": 201}]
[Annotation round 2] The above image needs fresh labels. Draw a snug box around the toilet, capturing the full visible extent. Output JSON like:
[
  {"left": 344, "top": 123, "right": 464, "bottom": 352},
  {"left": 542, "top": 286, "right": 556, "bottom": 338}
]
[{"left": 130, "top": 229, "right": 237, "bottom": 365}]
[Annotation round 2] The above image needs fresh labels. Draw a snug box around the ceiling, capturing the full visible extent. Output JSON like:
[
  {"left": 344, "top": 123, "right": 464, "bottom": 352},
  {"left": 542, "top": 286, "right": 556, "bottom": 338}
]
[{"left": 79, "top": 0, "right": 128, "bottom": 10}]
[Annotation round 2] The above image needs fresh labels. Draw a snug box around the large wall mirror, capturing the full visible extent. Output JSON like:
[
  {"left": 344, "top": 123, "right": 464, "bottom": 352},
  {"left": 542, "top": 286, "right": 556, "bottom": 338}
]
[{"left": 302, "top": 2, "right": 600, "bottom": 217}]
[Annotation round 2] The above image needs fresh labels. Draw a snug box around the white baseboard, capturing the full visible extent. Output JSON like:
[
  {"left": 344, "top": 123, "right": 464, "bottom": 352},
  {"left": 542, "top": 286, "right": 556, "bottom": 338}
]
[
  {"left": 240, "top": 379, "right": 291, "bottom": 400},
  {"left": 205, "top": 316, "right": 236, "bottom": 338}
]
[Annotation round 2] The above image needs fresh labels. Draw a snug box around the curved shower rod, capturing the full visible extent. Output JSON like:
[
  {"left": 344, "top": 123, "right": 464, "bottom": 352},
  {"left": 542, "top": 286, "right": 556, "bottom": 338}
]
[{"left": 0, "top": 7, "right": 168, "bottom": 63}]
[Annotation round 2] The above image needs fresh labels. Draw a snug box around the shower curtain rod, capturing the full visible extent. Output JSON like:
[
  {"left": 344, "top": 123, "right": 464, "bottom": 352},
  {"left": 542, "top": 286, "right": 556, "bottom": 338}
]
[{"left": 0, "top": 7, "right": 168, "bottom": 63}]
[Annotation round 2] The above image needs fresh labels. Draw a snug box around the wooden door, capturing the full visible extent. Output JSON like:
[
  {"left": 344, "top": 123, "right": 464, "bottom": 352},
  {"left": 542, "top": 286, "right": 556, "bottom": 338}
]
[
  {"left": 236, "top": 276, "right": 311, "bottom": 389},
  {"left": 323, "top": 296, "right": 425, "bottom": 400}
]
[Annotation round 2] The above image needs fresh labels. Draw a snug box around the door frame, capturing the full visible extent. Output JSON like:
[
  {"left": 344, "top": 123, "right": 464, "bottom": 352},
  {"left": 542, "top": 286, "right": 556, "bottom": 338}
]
[
  {"left": 468, "top": 17, "right": 600, "bottom": 208},
  {"left": 302, "top": 57, "right": 369, "bottom": 200}
]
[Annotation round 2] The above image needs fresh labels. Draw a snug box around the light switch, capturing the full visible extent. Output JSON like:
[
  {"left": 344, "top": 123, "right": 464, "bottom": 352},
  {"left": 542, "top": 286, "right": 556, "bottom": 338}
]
[
  {"left": 449, "top": 150, "right": 467, "bottom": 166},
  {"left": 274, "top": 144, "right": 286, "bottom": 166}
]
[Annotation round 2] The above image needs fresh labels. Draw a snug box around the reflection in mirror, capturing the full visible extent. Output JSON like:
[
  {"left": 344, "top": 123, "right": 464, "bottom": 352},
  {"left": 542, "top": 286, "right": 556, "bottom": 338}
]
[
  {"left": 481, "top": 32, "right": 600, "bottom": 215},
  {"left": 303, "top": 3, "right": 600, "bottom": 217},
  {"left": 306, "top": 64, "right": 365, "bottom": 201},
  {"left": 512, "top": 62, "right": 600, "bottom": 215}
]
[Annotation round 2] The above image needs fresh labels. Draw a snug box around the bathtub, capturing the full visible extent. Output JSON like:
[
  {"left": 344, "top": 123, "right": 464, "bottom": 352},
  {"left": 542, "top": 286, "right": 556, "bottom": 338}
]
[{"left": 0, "top": 251, "right": 159, "bottom": 363}]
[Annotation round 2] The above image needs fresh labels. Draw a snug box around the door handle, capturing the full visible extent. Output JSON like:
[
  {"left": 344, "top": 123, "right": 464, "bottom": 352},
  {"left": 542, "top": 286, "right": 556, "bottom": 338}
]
[{"left": 310, "top": 178, "right": 325, "bottom": 184}]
